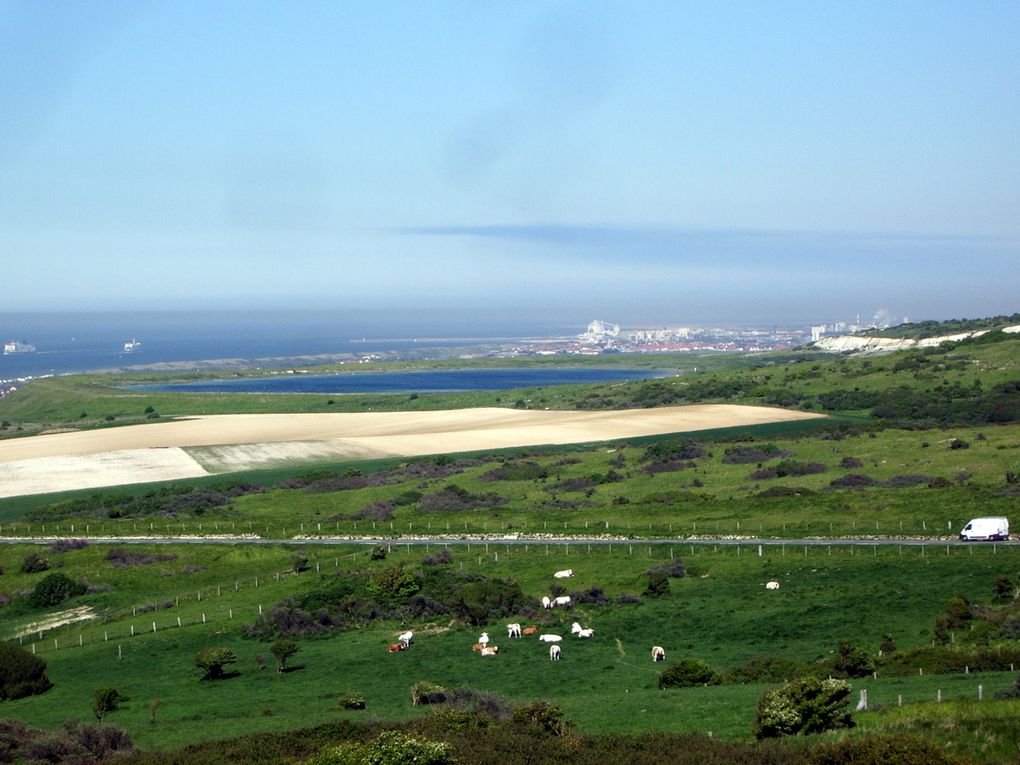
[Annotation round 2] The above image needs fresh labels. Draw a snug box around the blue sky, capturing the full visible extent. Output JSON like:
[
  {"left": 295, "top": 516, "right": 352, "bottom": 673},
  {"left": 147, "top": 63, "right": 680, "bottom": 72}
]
[{"left": 1, "top": 1, "right": 1018, "bottom": 325}]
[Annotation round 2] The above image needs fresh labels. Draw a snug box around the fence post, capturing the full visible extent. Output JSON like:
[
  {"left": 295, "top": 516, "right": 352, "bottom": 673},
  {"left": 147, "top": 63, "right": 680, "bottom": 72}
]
[{"left": 978, "top": 684, "right": 983, "bottom": 701}]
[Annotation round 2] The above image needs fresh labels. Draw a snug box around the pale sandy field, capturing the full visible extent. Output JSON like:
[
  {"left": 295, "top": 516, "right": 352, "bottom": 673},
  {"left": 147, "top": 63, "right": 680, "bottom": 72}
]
[{"left": 0, "top": 405, "right": 823, "bottom": 499}]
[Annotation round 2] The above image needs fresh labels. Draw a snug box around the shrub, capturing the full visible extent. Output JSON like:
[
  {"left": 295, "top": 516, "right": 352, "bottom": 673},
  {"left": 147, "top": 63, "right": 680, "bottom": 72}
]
[
  {"left": 658, "top": 659, "right": 719, "bottom": 688},
  {"left": 570, "top": 586, "right": 609, "bottom": 605},
  {"left": 0, "top": 643, "right": 52, "bottom": 700},
  {"left": 422, "top": 548, "right": 453, "bottom": 566},
  {"left": 750, "top": 461, "right": 828, "bottom": 480},
  {"left": 753, "top": 676, "right": 853, "bottom": 738},
  {"left": 442, "top": 685, "right": 512, "bottom": 721},
  {"left": 337, "top": 692, "right": 366, "bottom": 710},
  {"left": 993, "top": 673, "right": 1020, "bottom": 699},
  {"left": 49, "top": 539, "right": 88, "bottom": 553},
  {"left": 808, "top": 734, "right": 974, "bottom": 764},
  {"left": 106, "top": 547, "right": 178, "bottom": 567},
  {"left": 723, "top": 444, "right": 791, "bottom": 464},
  {"left": 830, "top": 640, "right": 874, "bottom": 678},
  {"left": 616, "top": 592, "right": 642, "bottom": 604},
  {"left": 643, "top": 572, "right": 670, "bottom": 598},
  {"left": 720, "top": 656, "right": 815, "bottom": 684},
  {"left": 480, "top": 461, "right": 548, "bottom": 481},
  {"left": 370, "top": 545, "right": 387, "bottom": 560},
  {"left": 838, "top": 456, "right": 863, "bottom": 468},
  {"left": 195, "top": 647, "right": 238, "bottom": 680},
  {"left": 828, "top": 474, "right": 877, "bottom": 489},
  {"left": 20, "top": 552, "right": 49, "bottom": 574},
  {"left": 511, "top": 699, "right": 572, "bottom": 737},
  {"left": 310, "top": 730, "right": 455, "bottom": 765},
  {"left": 410, "top": 681, "right": 447, "bottom": 706},
  {"left": 644, "top": 558, "right": 687, "bottom": 579},
  {"left": 29, "top": 572, "right": 86, "bottom": 608},
  {"left": 949, "top": 438, "right": 970, "bottom": 450}
]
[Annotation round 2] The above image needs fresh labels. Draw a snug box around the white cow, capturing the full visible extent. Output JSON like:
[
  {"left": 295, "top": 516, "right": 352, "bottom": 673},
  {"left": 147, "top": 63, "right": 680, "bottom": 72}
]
[
  {"left": 480, "top": 646, "right": 499, "bottom": 656},
  {"left": 507, "top": 623, "right": 522, "bottom": 638},
  {"left": 478, "top": 631, "right": 489, "bottom": 647},
  {"left": 553, "top": 596, "right": 572, "bottom": 608},
  {"left": 576, "top": 628, "right": 594, "bottom": 638},
  {"left": 553, "top": 569, "right": 573, "bottom": 579},
  {"left": 765, "top": 581, "right": 780, "bottom": 590},
  {"left": 541, "top": 596, "right": 552, "bottom": 609},
  {"left": 538, "top": 634, "right": 562, "bottom": 643},
  {"left": 549, "top": 644, "right": 561, "bottom": 661},
  {"left": 398, "top": 630, "right": 414, "bottom": 647},
  {"left": 652, "top": 646, "right": 666, "bottom": 662},
  {"left": 570, "top": 621, "right": 583, "bottom": 634}
]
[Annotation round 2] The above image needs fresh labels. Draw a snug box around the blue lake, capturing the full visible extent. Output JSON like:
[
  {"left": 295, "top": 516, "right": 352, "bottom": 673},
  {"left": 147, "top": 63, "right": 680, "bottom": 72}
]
[{"left": 128, "top": 368, "right": 670, "bottom": 394}]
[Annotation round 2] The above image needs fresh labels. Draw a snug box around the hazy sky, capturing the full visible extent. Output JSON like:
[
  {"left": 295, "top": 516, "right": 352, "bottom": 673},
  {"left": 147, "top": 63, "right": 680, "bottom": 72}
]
[{"left": 2, "top": 1, "right": 1018, "bottom": 325}]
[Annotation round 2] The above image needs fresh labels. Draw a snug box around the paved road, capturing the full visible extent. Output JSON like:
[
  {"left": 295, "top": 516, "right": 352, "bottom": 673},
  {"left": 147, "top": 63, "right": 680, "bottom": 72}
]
[{"left": 2, "top": 534, "right": 1018, "bottom": 547}]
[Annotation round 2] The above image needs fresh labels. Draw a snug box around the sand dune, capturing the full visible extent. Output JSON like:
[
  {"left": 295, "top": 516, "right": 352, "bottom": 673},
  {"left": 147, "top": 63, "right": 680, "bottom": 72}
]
[{"left": 0, "top": 405, "right": 823, "bottom": 498}]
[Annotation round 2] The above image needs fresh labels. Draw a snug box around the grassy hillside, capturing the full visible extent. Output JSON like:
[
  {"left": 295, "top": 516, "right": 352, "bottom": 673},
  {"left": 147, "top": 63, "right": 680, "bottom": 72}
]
[
  {"left": 2, "top": 538, "right": 1019, "bottom": 756},
  {"left": 4, "top": 419, "right": 1018, "bottom": 542}
]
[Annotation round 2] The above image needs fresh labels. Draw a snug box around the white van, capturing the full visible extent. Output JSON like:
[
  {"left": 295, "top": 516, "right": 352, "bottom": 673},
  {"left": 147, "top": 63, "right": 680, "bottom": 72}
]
[{"left": 959, "top": 517, "right": 1010, "bottom": 541}]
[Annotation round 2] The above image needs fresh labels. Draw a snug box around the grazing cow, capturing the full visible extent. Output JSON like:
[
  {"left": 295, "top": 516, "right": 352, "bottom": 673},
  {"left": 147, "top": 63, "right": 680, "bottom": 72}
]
[
  {"left": 538, "top": 634, "right": 562, "bottom": 643},
  {"left": 542, "top": 596, "right": 552, "bottom": 609},
  {"left": 472, "top": 642, "right": 485, "bottom": 652},
  {"left": 553, "top": 596, "right": 572, "bottom": 608},
  {"left": 576, "top": 628, "right": 594, "bottom": 638},
  {"left": 398, "top": 630, "right": 414, "bottom": 647},
  {"left": 651, "top": 646, "right": 666, "bottom": 662},
  {"left": 478, "top": 631, "right": 490, "bottom": 647},
  {"left": 507, "top": 623, "right": 522, "bottom": 638},
  {"left": 553, "top": 569, "right": 573, "bottom": 579},
  {"left": 765, "top": 581, "right": 780, "bottom": 590},
  {"left": 549, "top": 644, "right": 561, "bottom": 661},
  {"left": 387, "top": 643, "right": 404, "bottom": 653},
  {"left": 522, "top": 626, "right": 539, "bottom": 636},
  {"left": 480, "top": 646, "right": 499, "bottom": 656},
  {"left": 570, "top": 621, "right": 583, "bottom": 634}
]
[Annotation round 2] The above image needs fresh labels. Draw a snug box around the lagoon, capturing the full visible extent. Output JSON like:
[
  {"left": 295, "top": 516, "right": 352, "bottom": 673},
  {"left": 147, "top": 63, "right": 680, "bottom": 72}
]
[{"left": 128, "top": 367, "right": 669, "bottom": 394}]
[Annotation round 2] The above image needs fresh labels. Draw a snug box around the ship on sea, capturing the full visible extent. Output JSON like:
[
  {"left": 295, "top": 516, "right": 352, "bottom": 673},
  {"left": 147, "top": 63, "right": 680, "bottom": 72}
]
[
  {"left": 123, "top": 339, "right": 142, "bottom": 353},
  {"left": 3, "top": 341, "right": 37, "bottom": 354}
]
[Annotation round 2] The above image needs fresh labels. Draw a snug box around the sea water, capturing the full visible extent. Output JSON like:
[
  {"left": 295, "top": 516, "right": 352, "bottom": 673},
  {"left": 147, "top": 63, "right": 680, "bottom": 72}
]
[{"left": 0, "top": 310, "right": 577, "bottom": 380}]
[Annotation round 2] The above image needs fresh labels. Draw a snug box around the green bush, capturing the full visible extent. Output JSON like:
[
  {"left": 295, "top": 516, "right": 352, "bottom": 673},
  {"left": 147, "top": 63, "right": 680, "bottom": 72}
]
[
  {"left": 0, "top": 643, "right": 52, "bottom": 700},
  {"left": 271, "top": 639, "right": 299, "bottom": 672},
  {"left": 658, "top": 659, "right": 719, "bottom": 688},
  {"left": 753, "top": 676, "right": 853, "bottom": 739},
  {"left": 29, "top": 572, "right": 86, "bottom": 608}
]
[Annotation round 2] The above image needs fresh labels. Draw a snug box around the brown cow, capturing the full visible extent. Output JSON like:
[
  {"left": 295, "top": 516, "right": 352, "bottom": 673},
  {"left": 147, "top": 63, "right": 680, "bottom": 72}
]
[
  {"left": 387, "top": 643, "right": 405, "bottom": 653},
  {"left": 472, "top": 642, "right": 485, "bottom": 651},
  {"left": 522, "top": 626, "right": 539, "bottom": 636}
]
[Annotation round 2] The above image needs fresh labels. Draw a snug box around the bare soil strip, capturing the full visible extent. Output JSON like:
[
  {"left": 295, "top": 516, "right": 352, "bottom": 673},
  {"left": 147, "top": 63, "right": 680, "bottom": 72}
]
[{"left": 0, "top": 405, "right": 823, "bottom": 498}]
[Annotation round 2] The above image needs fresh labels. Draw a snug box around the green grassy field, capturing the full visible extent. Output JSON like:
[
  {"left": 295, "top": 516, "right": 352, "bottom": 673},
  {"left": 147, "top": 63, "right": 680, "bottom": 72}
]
[{"left": 3, "top": 539, "right": 1020, "bottom": 752}]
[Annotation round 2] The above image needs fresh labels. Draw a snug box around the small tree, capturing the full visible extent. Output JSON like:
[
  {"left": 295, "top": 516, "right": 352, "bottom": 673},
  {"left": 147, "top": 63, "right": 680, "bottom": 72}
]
[
  {"left": 754, "top": 676, "right": 853, "bottom": 738},
  {"left": 92, "top": 687, "right": 122, "bottom": 722},
  {"left": 879, "top": 633, "right": 896, "bottom": 654},
  {"left": 271, "top": 639, "right": 299, "bottom": 672},
  {"left": 195, "top": 647, "right": 237, "bottom": 680},
  {"left": 832, "top": 639, "right": 874, "bottom": 678}
]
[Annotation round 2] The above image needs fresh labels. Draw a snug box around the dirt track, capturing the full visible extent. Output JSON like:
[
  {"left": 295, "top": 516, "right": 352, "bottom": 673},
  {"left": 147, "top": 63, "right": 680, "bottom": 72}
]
[{"left": 0, "top": 405, "right": 823, "bottom": 498}]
